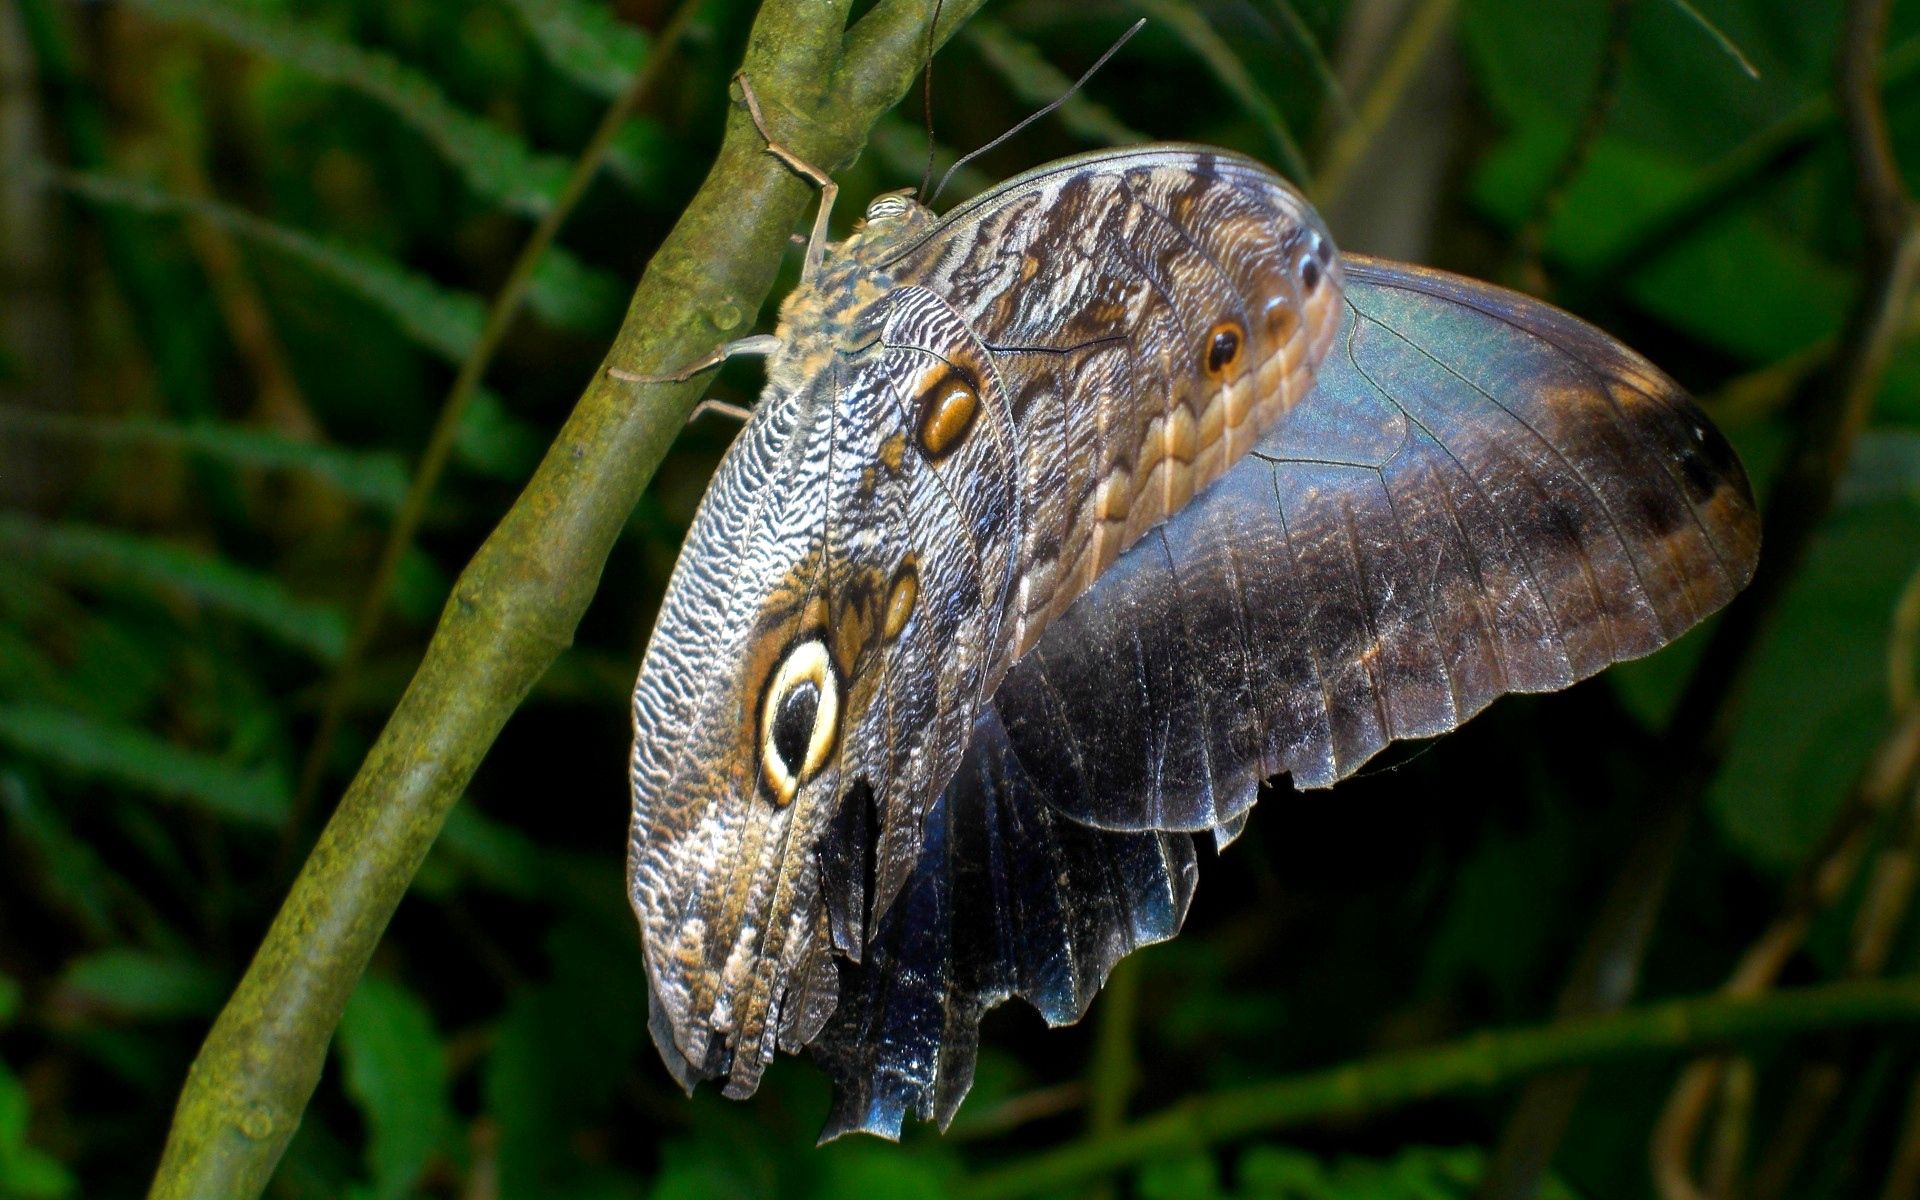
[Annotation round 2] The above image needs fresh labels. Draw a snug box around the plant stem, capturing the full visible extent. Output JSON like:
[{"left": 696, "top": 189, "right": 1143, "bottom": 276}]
[
  {"left": 963, "top": 977, "right": 1920, "bottom": 1200},
  {"left": 281, "top": 0, "right": 703, "bottom": 863},
  {"left": 1311, "top": 0, "right": 1460, "bottom": 211},
  {"left": 146, "top": 2, "right": 985, "bottom": 1196}
]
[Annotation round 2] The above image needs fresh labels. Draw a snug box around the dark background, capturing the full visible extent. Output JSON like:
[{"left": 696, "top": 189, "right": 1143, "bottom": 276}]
[{"left": 2, "top": 0, "right": 1918, "bottom": 1196}]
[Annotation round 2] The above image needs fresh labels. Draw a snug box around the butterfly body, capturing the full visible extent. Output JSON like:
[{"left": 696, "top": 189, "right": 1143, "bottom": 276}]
[{"left": 626, "top": 145, "right": 1760, "bottom": 1135}]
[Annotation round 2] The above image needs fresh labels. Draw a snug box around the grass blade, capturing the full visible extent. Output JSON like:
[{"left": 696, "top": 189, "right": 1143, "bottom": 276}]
[{"left": 0, "top": 513, "right": 348, "bottom": 662}]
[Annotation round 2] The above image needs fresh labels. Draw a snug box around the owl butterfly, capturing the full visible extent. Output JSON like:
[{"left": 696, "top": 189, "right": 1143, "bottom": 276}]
[{"left": 626, "top": 126, "right": 1760, "bottom": 1139}]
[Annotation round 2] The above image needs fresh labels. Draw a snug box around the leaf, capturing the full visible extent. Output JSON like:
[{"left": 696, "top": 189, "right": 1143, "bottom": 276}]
[
  {"left": 1137, "top": 1153, "right": 1225, "bottom": 1200},
  {"left": 0, "top": 773, "right": 128, "bottom": 942},
  {"left": 0, "top": 705, "right": 290, "bottom": 827},
  {"left": 0, "top": 512, "right": 348, "bottom": 661},
  {"left": 1470, "top": 122, "right": 1852, "bottom": 362},
  {"left": 0, "top": 406, "right": 410, "bottom": 513},
  {"left": 337, "top": 976, "right": 458, "bottom": 1200},
  {"left": 454, "top": 387, "right": 545, "bottom": 480},
  {"left": 1709, "top": 495, "right": 1920, "bottom": 869},
  {"left": 59, "top": 950, "right": 224, "bottom": 1020},
  {"left": 484, "top": 920, "right": 647, "bottom": 1195},
  {"left": 0, "top": 1058, "right": 75, "bottom": 1199},
  {"left": 425, "top": 806, "right": 552, "bottom": 900},
  {"left": 1235, "top": 1145, "right": 1584, "bottom": 1199},
  {"left": 1134, "top": 0, "right": 1308, "bottom": 179},
  {"left": 500, "top": 0, "right": 648, "bottom": 99},
  {"left": 811, "top": 1142, "right": 953, "bottom": 1200},
  {"left": 126, "top": 0, "right": 569, "bottom": 216},
  {"left": 529, "top": 245, "right": 628, "bottom": 336},
  {"left": 50, "top": 168, "right": 481, "bottom": 361}
]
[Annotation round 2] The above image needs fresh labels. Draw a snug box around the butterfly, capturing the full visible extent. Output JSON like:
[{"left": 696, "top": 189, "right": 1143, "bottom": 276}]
[{"left": 623, "top": 123, "right": 1760, "bottom": 1141}]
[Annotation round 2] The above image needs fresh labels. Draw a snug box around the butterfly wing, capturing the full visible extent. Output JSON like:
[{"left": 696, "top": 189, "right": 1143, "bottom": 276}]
[
  {"left": 809, "top": 704, "right": 1200, "bottom": 1139},
  {"left": 992, "top": 255, "right": 1761, "bottom": 834},
  {"left": 798, "top": 256, "right": 1760, "bottom": 1136}
]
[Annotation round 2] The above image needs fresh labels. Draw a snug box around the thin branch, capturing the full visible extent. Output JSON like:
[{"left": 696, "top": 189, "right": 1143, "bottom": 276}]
[
  {"left": 1510, "top": 0, "right": 1635, "bottom": 293},
  {"left": 1651, "top": 708, "right": 1920, "bottom": 1199},
  {"left": 1477, "top": 0, "right": 1920, "bottom": 1193},
  {"left": 281, "top": 0, "right": 702, "bottom": 856},
  {"left": 146, "top": 2, "right": 988, "bottom": 1196},
  {"left": 961, "top": 977, "right": 1920, "bottom": 1200}
]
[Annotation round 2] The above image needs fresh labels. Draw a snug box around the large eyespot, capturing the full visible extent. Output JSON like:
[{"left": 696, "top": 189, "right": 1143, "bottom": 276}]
[
  {"left": 760, "top": 639, "right": 840, "bottom": 806},
  {"left": 1203, "top": 320, "right": 1244, "bottom": 378},
  {"left": 915, "top": 364, "right": 980, "bottom": 460}
]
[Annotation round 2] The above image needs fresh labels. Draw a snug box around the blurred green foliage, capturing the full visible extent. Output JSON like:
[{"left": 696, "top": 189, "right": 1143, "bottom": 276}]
[{"left": 2, "top": 0, "right": 1919, "bottom": 1196}]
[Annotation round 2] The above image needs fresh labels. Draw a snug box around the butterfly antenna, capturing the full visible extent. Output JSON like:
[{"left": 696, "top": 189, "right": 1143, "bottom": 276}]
[
  {"left": 929, "top": 17, "right": 1146, "bottom": 206},
  {"left": 918, "top": 0, "right": 945, "bottom": 201}
]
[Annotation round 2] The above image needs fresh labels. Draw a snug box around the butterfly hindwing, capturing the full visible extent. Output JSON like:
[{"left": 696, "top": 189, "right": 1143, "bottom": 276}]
[{"left": 810, "top": 705, "right": 1199, "bottom": 1139}]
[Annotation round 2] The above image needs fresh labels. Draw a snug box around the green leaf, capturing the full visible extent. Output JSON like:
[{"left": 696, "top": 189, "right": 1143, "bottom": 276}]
[
  {"left": 812, "top": 1141, "right": 952, "bottom": 1200},
  {"left": 0, "top": 1059, "right": 75, "bottom": 1199},
  {"left": 1135, "top": 0, "right": 1308, "bottom": 180},
  {"left": 454, "top": 387, "right": 545, "bottom": 480},
  {"left": 1235, "top": 1145, "right": 1585, "bottom": 1199},
  {"left": 529, "top": 245, "right": 628, "bottom": 336},
  {"left": 1137, "top": 1153, "right": 1225, "bottom": 1200},
  {"left": 500, "top": 0, "right": 648, "bottom": 99},
  {"left": 49, "top": 168, "right": 482, "bottom": 362},
  {"left": 431, "top": 806, "right": 552, "bottom": 899},
  {"left": 337, "top": 976, "right": 458, "bottom": 1200},
  {"left": 1709, "top": 495, "right": 1920, "bottom": 869},
  {"left": 126, "top": 0, "right": 568, "bottom": 215},
  {"left": 485, "top": 920, "right": 647, "bottom": 1195},
  {"left": 0, "top": 705, "right": 291, "bottom": 827},
  {"left": 59, "top": 950, "right": 224, "bottom": 1020},
  {"left": 0, "top": 405, "right": 410, "bottom": 513},
  {"left": 0, "top": 512, "right": 348, "bottom": 661},
  {"left": 0, "top": 773, "right": 127, "bottom": 941}
]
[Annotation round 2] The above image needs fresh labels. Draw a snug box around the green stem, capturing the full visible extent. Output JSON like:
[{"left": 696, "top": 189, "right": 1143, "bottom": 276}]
[
  {"left": 146, "top": 2, "right": 984, "bottom": 1196},
  {"left": 963, "top": 977, "right": 1920, "bottom": 1200},
  {"left": 281, "top": 0, "right": 705, "bottom": 861},
  {"left": 1310, "top": 0, "right": 1460, "bottom": 211}
]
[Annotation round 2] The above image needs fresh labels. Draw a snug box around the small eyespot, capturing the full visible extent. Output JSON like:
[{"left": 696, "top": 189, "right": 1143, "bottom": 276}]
[
  {"left": 882, "top": 561, "right": 919, "bottom": 642},
  {"left": 1203, "top": 321, "right": 1244, "bottom": 378},
  {"left": 1301, "top": 254, "right": 1322, "bottom": 293},
  {"left": 1264, "top": 296, "right": 1300, "bottom": 341},
  {"left": 760, "top": 639, "right": 840, "bottom": 806},
  {"left": 916, "top": 365, "right": 980, "bottom": 460}
]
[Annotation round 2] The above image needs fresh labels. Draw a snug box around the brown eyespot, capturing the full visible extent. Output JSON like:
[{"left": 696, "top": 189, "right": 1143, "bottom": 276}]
[
  {"left": 760, "top": 639, "right": 839, "bottom": 806},
  {"left": 882, "top": 560, "right": 919, "bottom": 642},
  {"left": 916, "top": 365, "right": 980, "bottom": 460},
  {"left": 1204, "top": 321, "right": 1244, "bottom": 378}
]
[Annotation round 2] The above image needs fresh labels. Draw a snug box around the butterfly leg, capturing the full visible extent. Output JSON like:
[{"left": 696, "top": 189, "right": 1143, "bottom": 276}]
[
  {"left": 608, "top": 333, "right": 782, "bottom": 385},
  {"left": 690, "top": 398, "right": 753, "bottom": 425},
  {"left": 735, "top": 74, "right": 837, "bottom": 279}
]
